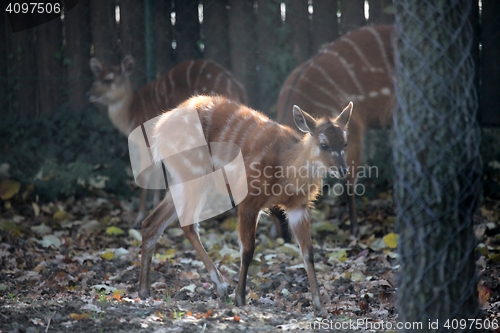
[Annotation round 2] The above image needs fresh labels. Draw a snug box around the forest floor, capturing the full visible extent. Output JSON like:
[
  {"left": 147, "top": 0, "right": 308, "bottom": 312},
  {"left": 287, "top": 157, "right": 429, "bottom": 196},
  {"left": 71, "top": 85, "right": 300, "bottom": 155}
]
[{"left": 0, "top": 188, "right": 499, "bottom": 332}]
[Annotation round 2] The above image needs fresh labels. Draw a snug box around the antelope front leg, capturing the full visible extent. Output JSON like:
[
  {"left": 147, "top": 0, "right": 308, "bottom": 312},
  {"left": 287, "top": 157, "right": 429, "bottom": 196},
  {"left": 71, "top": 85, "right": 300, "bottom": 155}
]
[
  {"left": 286, "top": 207, "right": 328, "bottom": 316},
  {"left": 235, "top": 206, "right": 259, "bottom": 306}
]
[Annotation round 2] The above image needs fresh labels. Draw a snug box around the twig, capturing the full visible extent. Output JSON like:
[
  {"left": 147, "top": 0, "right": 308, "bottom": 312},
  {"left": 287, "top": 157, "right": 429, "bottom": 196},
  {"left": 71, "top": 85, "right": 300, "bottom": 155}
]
[{"left": 45, "top": 311, "right": 56, "bottom": 333}]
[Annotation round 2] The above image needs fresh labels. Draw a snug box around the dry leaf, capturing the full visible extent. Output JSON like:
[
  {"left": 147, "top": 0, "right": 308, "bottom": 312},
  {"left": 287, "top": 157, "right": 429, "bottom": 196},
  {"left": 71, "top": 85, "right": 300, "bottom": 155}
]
[
  {"left": 0, "top": 180, "right": 20, "bottom": 200},
  {"left": 383, "top": 232, "right": 399, "bottom": 249},
  {"left": 69, "top": 313, "right": 90, "bottom": 320}
]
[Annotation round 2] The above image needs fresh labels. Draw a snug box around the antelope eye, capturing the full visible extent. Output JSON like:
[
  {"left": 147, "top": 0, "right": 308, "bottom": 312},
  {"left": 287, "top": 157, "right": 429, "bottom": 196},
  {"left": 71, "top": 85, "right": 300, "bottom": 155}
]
[
  {"left": 320, "top": 143, "right": 329, "bottom": 150},
  {"left": 344, "top": 143, "right": 348, "bottom": 150},
  {"left": 103, "top": 79, "right": 113, "bottom": 84}
]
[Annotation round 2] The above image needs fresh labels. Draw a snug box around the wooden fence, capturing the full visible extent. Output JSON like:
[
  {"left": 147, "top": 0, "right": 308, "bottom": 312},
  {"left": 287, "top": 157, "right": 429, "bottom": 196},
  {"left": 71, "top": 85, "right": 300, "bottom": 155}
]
[{"left": 1, "top": 0, "right": 499, "bottom": 125}]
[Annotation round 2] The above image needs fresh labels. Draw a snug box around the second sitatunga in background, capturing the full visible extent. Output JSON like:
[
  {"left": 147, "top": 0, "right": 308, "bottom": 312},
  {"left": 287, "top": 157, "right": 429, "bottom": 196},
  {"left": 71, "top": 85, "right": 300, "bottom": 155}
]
[
  {"left": 277, "top": 25, "right": 395, "bottom": 235},
  {"left": 138, "top": 95, "right": 353, "bottom": 316},
  {"left": 87, "top": 56, "right": 247, "bottom": 224}
]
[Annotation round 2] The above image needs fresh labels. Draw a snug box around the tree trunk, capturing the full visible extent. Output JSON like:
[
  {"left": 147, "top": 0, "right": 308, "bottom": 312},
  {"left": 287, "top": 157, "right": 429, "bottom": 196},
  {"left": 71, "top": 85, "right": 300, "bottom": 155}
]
[{"left": 393, "top": 0, "right": 481, "bottom": 331}]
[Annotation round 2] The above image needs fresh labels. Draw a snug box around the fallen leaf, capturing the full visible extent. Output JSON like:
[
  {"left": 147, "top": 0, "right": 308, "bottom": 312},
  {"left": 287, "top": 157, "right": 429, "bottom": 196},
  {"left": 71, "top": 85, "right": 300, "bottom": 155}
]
[
  {"left": 69, "top": 313, "right": 90, "bottom": 320},
  {"left": 101, "top": 251, "right": 115, "bottom": 260},
  {"left": 30, "top": 318, "right": 45, "bottom": 325},
  {"left": 128, "top": 228, "right": 142, "bottom": 242},
  {"left": 180, "top": 284, "right": 196, "bottom": 293},
  {"left": 53, "top": 210, "right": 72, "bottom": 222},
  {"left": 106, "top": 226, "right": 124, "bottom": 235},
  {"left": 33, "top": 235, "right": 61, "bottom": 248},
  {"left": 248, "top": 290, "right": 259, "bottom": 300},
  {"left": 32, "top": 202, "right": 40, "bottom": 217},
  {"left": 383, "top": 232, "right": 399, "bottom": 249},
  {"left": 0, "top": 180, "right": 20, "bottom": 200}
]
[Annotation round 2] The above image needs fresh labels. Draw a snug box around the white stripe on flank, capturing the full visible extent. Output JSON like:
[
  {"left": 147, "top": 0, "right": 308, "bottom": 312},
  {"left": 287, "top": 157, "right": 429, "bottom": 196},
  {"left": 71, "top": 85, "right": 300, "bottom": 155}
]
[
  {"left": 168, "top": 71, "right": 176, "bottom": 103},
  {"left": 217, "top": 106, "right": 243, "bottom": 142},
  {"left": 340, "top": 36, "right": 377, "bottom": 72},
  {"left": 194, "top": 61, "right": 208, "bottom": 88},
  {"left": 367, "top": 26, "right": 392, "bottom": 74},
  {"left": 320, "top": 51, "right": 365, "bottom": 95},
  {"left": 186, "top": 60, "right": 195, "bottom": 88}
]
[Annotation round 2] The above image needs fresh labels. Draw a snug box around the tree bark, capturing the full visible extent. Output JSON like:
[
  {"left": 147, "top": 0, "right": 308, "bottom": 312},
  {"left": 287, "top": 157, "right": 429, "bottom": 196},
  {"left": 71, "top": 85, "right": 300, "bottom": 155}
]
[{"left": 393, "top": 0, "right": 481, "bottom": 330}]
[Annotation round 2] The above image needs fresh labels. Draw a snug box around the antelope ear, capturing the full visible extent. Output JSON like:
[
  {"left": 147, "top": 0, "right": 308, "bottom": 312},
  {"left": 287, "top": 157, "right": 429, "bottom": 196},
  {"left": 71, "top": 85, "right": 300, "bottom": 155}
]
[
  {"left": 336, "top": 101, "right": 353, "bottom": 128},
  {"left": 89, "top": 57, "right": 102, "bottom": 77},
  {"left": 293, "top": 105, "right": 316, "bottom": 134},
  {"left": 121, "top": 55, "right": 135, "bottom": 76}
]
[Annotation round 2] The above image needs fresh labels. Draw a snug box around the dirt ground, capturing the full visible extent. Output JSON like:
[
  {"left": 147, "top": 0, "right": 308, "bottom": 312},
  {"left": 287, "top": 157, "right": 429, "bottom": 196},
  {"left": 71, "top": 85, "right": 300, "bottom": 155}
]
[{"left": 0, "top": 192, "right": 499, "bottom": 332}]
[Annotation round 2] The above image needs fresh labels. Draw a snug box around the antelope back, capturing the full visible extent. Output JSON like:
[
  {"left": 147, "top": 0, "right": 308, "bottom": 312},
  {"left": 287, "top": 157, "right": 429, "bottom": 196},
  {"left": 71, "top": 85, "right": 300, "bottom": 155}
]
[
  {"left": 151, "top": 96, "right": 351, "bottom": 212},
  {"left": 277, "top": 25, "right": 394, "bottom": 130}
]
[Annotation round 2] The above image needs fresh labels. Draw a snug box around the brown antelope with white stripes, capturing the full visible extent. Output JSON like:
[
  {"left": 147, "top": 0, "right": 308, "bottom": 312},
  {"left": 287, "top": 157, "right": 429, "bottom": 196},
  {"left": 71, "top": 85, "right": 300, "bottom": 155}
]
[
  {"left": 138, "top": 95, "right": 353, "bottom": 315},
  {"left": 277, "top": 25, "right": 394, "bottom": 235},
  {"left": 87, "top": 56, "right": 247, "bottom": 223}
]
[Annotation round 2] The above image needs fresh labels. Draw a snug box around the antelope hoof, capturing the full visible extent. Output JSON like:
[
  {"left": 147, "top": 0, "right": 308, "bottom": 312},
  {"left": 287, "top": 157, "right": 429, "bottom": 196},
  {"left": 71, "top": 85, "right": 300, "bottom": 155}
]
[
  {"left": 216, "top": 282, "right": 228, "bottom": 299},
  {"left": 315, "top": 306, "right": 328, "bottom": 317},
  {"left": 138, "top": 288, "right": 150, "bottom": 300},
  {"left": 234, "top": 294, "right": 245, "bottom": 306}
]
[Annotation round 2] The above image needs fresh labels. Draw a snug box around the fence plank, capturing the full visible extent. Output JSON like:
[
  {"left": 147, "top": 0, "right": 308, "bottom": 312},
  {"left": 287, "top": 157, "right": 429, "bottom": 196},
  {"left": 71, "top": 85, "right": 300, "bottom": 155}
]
[
  {"left": 288, "top": 0, "right": 310, "bottom": 64},
  {"left": 229, "top": 0, "right": 257, "bottom": 107},
  {"left": 257, "top": 0, "right": 280, "bottom": 111},
  {"left": 65, "top": 0, "right": 92, "bottom": 113},
  {"left": 340, "top": 0, "right": 365, "bottom": 34},
  {"left": 368, "top": 0, "right": 394, "bottom": 25},
  {"left": 204, "top": 0, "right": 231, "bottom": 69},
  {"left": 311, "top": 0, "right": 338, "bottom": 53},
  {"left": 35, "top": 17, "right": 63, "bottom": 116},
  {"left": 480, "top": 0, "right": 500, "bottom": 126},
  {"left": 120, "top": 0, "right": 147, "bottom": 89},
  {"left": 90, "top": 0, "right": 119, "bottom": 66},
  {"left": 174, "top": 0, "right": 201, "bottom": 61},
  {"left": 155, "top": 0, "right": 174, "bottom": 78},
  {"left": 7, "top": 29, "right": 36, "bottom": 117},
  {"left": 0, "top": 10, "right": 8, "bottom": 119}
]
